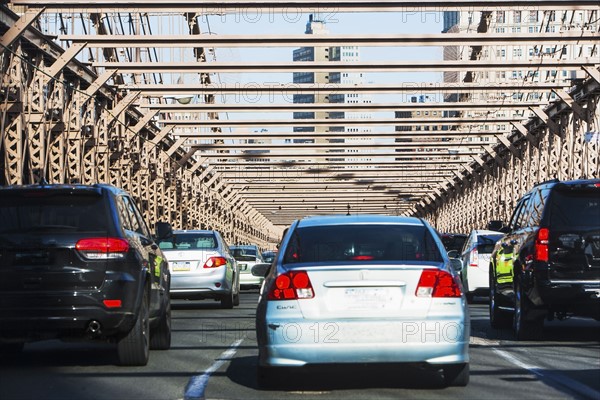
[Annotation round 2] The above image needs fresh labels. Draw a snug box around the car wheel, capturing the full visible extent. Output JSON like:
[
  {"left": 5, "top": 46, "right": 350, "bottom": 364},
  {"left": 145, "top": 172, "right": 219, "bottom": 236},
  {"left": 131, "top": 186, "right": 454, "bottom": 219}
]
[
  {"left": 150, "top": 300, "right": 171, "bottom": 350},
  {"left": 233, "top": 282, "right": 240, "bottom": 306},
  {"left": 513, "top": 279, "right": 543, "bottom": 340},
  {"left": 466, "top": 292, "right": 475, "bottom": 303},
  {"left": 117, "top": 289, "right": 150, "bottom": 366},
  {"left": 221, "top": 290, "right": 234, "bottom": 309},
  {"left": 443, "top": 363, "right": 469, "bottom": 387},
  {"left": 489, "top": 270, "right": 511, "bottom": 329}
]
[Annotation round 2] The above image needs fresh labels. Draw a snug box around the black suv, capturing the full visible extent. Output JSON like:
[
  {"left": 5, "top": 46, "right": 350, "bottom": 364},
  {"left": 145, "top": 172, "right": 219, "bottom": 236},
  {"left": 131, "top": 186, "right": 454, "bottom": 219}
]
[
  {"left": 489, "top": 179, "right": 600, "bottom": 339},
  {"left": 0, "top": 184, "right": 173, "bottom": 365}
]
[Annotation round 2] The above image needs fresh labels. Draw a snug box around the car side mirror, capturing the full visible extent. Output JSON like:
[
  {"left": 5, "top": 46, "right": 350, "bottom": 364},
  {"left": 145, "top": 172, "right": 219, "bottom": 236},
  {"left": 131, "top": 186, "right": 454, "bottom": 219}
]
[
  {"left": 447, "top": 249, "right": 460, "bottom": 259},
  {"left": 449, "top": 258, "right": 463, "bottom": 273},
  {"left": 155, "top": 222, "right": 173, "bottom": 240},
  {"left": 251, "top": 263, "right": 271, "bottom": 277}
]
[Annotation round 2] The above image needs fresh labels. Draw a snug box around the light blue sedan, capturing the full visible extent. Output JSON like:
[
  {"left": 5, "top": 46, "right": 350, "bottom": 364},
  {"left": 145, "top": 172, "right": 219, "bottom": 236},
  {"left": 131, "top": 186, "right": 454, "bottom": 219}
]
[{"left": 253, "top": 215, "right": 470, "bottom": 387}]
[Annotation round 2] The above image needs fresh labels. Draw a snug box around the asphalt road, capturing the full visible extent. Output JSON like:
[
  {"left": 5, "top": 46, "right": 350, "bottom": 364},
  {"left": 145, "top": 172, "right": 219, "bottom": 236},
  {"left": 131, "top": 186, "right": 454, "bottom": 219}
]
[{"left": 1, "top": 291, "right": 599, "bottom": 400}]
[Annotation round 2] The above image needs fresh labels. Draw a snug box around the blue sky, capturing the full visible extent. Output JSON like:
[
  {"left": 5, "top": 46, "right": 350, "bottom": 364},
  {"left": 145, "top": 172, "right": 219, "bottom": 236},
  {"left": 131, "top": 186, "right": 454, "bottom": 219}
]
[{"left": 199, "top": 11, "right": 445, "bottom": 120}]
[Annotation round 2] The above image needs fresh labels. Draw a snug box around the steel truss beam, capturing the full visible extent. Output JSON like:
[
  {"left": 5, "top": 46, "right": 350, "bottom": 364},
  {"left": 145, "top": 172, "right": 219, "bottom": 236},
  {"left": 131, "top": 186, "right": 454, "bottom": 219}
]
[
  {"left": 146, "top": 101, "right": 547, "bottom": 113},
  {"left": 94, "top": 59, "right": 596, "bottom": 73},
  {"left": 118, "top": 82, "right": 569, "bottom": 95},
  {"left": 12, "top": 0, "right": 600, "bottom": 12},
  {"left": 60, "top": 32, "right": 600, "bottom": 48}
]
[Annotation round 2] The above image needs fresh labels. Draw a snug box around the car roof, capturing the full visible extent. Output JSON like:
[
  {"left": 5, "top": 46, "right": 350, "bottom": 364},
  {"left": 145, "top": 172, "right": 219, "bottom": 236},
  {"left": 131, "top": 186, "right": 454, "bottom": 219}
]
[
  {"left": 297, "top": 214, "right": 425, "bottom": 228},
  {"left": 0, "top": 183, "right": 123, "bottom": 196},
  {"left": 231, "top": 244, "right": 259, "bottom": 248},
  {"left": 173, "top": 230, "right": 218, "bottom": 234},
  {"left": 470, "top": 229, "right": 504, "bottom": 235}
]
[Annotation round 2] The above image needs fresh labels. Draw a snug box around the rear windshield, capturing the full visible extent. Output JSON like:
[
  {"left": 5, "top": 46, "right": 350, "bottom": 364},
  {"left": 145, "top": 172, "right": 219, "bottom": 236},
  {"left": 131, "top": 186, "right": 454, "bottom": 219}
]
[
  {"left": 548, "top": 189, "right": 600, "bottom": 228},
  {"left": 0, "top": 193, "right": 108, "bottom": 233},
  {"left": 476, "top": 234, "right": 504, "bottom": 254},
  {"left": 441, "top": 234, "right": 467, "bottom": 252},
  {"left": 283, "top": 224, "right": 442, "bottom": 264},
  {"left": 231, "top": 247, "right": 258, "bottom": 262},
  {"left": 158, "top": 233, "right": 217, "bottom": 250}
]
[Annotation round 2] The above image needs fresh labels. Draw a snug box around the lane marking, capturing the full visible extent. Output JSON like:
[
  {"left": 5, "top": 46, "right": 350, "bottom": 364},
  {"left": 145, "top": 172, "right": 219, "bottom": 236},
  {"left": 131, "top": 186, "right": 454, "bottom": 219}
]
[
  {"left": 184, "top": 339, "right": 244, "bottom": 400},
  {"left": 492, "top": 347, "right": 600, "bottom": 400}
]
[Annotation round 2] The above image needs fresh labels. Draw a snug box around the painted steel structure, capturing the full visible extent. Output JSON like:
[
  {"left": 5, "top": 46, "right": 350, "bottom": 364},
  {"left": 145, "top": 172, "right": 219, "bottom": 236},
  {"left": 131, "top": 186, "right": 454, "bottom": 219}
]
[{"left": 1, "top": 1, "right": 599, "bottom": 246}]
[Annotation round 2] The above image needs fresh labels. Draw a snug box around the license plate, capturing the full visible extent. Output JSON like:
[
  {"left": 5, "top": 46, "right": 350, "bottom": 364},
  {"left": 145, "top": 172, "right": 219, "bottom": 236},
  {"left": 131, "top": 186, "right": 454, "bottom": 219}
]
[
  {"left": 171, "top": 261, "right": 191, "bottom": 271},
  {"left": 342, "top": 288, "right": 397, "bottom": 310}
]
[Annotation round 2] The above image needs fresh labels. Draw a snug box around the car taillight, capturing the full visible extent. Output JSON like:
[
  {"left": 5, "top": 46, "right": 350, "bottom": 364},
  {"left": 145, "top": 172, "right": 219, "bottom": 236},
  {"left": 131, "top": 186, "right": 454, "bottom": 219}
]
[
  {"left": 203, "top": 257, "right": 227, "bottom": 268},
  {"left": 268, "top": 270, "right": 314, "bottom": 300},
  {"left": 534, "top": 228, "right": 549, "bottom": 262},
  {"left": 415, "top": 269, "right": 462, "bottom": 298},
  {"left": 76, "top": 238, "right": 129, "bottom": 259},
  {"left": 469, "top": 248, "right": 479, "bottom": 267}
]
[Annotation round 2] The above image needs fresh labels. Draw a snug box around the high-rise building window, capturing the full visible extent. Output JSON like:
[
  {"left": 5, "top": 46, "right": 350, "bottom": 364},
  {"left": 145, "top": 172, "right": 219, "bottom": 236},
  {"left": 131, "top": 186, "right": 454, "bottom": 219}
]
[
  {"left": 496, "top": 11, "right": 506, "bottom": 23},
  {"left": 514, "top": 11, "right": 522, "bottom": 23},
  {"left": 529, "top": 11, "right": 538, "bottom": 23}
]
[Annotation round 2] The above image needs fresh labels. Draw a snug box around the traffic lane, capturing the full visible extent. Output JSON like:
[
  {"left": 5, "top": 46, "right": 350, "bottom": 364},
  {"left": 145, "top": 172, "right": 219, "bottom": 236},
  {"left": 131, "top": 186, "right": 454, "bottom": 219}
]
[
  {"left": 208, "top": 298, "right": 600, "bottom": 400},
  {"left": 0, "top": 295, "right": 258, "bottom": 400},
  {"left": 469, "top": 300, "right": 600, "bottom": 399}
]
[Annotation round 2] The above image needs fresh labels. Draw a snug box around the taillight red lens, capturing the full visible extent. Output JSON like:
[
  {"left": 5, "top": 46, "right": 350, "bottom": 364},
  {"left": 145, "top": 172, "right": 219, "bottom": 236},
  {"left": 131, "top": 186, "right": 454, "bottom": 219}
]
[
  {"left": 469, "top": 248, "right": 479, "bottom": 267},
  {"left": 268, "top": 271, "right": 314, "bottom": 300},
  {"left": 534, "top": 228, "right": 549, "bottom": 262},
  {"left": 76, "top": 238, "right": 129, "bottom": 259},
  {"left": 415, "top": 269, "right": 462, "bottom": 298},
  {"left": 103, "top": 299, "right": 122, "bottom": 308},
  {"left": 351, "top": 255, "right": 374, "bottom": 260},
  {"left": 203, "top": 257, "right": 228, "bottom": 268}
]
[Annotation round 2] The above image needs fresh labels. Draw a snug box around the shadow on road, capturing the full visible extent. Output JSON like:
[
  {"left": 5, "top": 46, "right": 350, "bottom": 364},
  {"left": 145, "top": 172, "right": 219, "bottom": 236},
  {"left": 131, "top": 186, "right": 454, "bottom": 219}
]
[{"left": 227, "top": 355, "right": 449, "bottom": 391}]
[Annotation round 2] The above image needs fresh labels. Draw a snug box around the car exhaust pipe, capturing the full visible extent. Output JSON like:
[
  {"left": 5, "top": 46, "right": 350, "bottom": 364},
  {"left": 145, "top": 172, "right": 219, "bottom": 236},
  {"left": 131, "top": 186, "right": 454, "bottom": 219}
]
[{"left": 86, "top": 320, "right": 102, "bottom": 336}]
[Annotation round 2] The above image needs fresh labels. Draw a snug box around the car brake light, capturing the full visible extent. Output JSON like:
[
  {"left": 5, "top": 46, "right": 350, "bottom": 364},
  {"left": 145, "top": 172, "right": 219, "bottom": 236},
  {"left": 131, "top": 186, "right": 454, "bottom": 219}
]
[
  {"left": 415, "top": 269, "right": 462, "bottom": 298},
  {"left": 351, "top": 255, "right": 374, "bottom": 261},
  {"left": 203, "top": 257, "right": 227, "bottom": 268},
  {"left": 76, "top": 238, "right": 129, "bottom": 259},
  {"left": 469, "top": 248, "right": 479, "bottom": 267},
  {"left": 268, "top": 270, "right": 314, "bottom": 300},
  {"left": 103, "top": 299, "right": 122, "bottom": 308},
  {"left": 534, "top": 228, "right": 549, "bottom": 262}
]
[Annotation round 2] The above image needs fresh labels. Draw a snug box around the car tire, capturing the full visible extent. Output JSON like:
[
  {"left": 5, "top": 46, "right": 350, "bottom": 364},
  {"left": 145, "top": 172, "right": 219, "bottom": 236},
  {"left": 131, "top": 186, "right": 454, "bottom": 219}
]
[
  {"left": 466, "top": 292, "right": 475, "bottom": 303},
  {"left": 150, "top": 300, "right": 171, "bottom": 350},
  {"left": 233, "top": 282, "right": 240, "bottom": 306},
  {"left": 513, "top": 279, "right": 543, "bottom": 340},
  {"left": 489, "top": 270, "right": 511, "bottom": 329},
  {"left": 117, "top": 289, "right": 150, "bottom": 366},
  {"left": 221, "top": 290, "right": 234, "bottom": 309},
  {"left": 443, "top": 363, "right": 469, "bottom": 387}
]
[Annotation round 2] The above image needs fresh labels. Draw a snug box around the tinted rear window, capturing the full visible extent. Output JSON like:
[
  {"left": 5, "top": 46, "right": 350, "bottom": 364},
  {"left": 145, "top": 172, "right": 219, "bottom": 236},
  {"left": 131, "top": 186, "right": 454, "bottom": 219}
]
[
  {"left": 441, "top": 234, "right": 467, "bottom": 252},
  {"left": 284, "top": 224, "right": 442, "bottom": 263},
  {"left": 476, "top": 234, "right": 504, "bottom": 254},
  {"left": 158, "top": 233, "right": 217, "bottom": 250},
  {"left": 231, "top": 247, "right": 258, "bottom": 261},
  {"left": 548, "top": 189, "right": 600, "bottom": 228},
  {"left": 0, "top": 193, "right": 108, "bottom": 233}
]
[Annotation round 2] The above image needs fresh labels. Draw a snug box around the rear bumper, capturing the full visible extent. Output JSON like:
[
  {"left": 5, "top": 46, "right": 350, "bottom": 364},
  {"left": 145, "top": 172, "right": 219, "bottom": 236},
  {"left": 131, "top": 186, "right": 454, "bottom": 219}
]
[
  {"left": 466, "top": 266, "right": 489, "bottom": 293},
  {"left": 170, "top": 269, "right": 232, "bottom": 299},
  {"left": 0, "top": 291, "right": 137, "bottom": 340},
  {"left": 535, "top": 279, "right": 600, "bottom": 315},
  {"left": 240, "top": 272, "right": 262, "bottom": 286},
  {"left": 257, "top": 318, "right": 469, "bottom": 367}
]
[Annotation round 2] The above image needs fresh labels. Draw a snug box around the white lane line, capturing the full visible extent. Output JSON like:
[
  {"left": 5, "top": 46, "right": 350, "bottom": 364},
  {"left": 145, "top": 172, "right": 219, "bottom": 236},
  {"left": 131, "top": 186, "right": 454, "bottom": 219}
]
[
  {"left": 492, "top": 347, "right": 600, "bottom": 400},
  {"left": 184, "top": 339, "right": 244, "bottom": 400}
]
